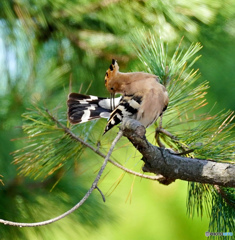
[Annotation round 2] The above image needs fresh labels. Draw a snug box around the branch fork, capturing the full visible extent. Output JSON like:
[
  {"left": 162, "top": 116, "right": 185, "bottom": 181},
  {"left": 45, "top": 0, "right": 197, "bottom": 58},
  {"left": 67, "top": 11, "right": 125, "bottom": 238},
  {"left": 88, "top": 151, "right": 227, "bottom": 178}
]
[{"left": 121, "top": 118, "right": 235, "bottom": 188}]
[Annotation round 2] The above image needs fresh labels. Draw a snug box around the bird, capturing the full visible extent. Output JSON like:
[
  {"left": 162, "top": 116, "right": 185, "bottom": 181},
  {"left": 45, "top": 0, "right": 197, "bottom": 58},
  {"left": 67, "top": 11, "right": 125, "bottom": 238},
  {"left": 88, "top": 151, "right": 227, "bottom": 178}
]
[
  {"left": 103, "top": 59, "right": 169, "bottom": 134},
  {"left": 67, "top": 59, "right": 169, "bottom": 134}
]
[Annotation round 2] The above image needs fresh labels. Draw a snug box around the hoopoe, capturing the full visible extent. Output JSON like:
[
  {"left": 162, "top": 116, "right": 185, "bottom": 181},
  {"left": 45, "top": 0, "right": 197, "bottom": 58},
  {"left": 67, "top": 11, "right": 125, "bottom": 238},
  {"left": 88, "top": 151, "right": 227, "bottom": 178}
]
[
  {"left": 67, "top": 60, "right": 169, "bottom": 134},
  {"left": 103, "top": 59, "right": 169, "bottom": 133}
]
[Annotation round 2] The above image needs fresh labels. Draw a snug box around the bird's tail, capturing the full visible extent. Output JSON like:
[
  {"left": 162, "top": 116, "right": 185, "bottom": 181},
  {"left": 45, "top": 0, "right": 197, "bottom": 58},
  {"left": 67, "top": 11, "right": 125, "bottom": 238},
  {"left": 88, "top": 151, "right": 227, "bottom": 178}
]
[{"left": 67, "top": 93, "right": 121, "bottom": 124}]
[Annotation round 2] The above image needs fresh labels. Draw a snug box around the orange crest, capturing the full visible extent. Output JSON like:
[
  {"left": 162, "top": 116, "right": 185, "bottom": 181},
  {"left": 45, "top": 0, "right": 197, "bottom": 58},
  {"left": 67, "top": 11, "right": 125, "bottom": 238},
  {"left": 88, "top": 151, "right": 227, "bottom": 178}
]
[{"left": 104, "top": 59, "right": 119, "bottom": 92}]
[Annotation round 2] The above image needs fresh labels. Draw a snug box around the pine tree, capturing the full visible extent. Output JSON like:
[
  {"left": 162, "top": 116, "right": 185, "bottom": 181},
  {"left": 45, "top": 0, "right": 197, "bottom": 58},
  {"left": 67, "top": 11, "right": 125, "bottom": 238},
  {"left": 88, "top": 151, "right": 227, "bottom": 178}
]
[
  {"left": 0, "top": 1, "right": 234, "bottom": 239},
  {"left": 2, "top": 29, "right": 234, "bottom": 238}
]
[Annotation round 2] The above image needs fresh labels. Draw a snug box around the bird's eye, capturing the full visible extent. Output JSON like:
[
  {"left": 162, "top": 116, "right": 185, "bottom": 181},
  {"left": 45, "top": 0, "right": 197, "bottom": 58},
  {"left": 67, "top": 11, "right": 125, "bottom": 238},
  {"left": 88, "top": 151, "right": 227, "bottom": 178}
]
[{"left": 110, "top": 87, "right": 114, "bottom": 90}]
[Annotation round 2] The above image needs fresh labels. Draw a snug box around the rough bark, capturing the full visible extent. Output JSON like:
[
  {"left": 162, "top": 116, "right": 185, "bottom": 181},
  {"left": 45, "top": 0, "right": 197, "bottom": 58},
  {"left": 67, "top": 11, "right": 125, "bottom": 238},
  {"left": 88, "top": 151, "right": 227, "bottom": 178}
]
[{"left": 121, "top": 118, "right": 235, "bottom": 187}]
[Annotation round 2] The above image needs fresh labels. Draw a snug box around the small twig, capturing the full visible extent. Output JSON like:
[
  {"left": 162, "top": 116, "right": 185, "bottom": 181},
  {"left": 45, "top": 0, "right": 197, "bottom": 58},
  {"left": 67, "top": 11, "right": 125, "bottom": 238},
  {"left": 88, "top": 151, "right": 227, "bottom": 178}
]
[
  {"left": 95, "top": 186, "right": 106, "bottom": 202},
  {"left": 214, "top": 185, "right": 235, "bottom": 209},
  {"left": 156, "top": 127, "right": 194, "bottom": 155},
  {"left": 173, "top": 149, "right": 194, "bottom": 156},
  {"left": 0, "top": 129, "right": 123, "bottom": 227},
  {"left": 157, "top": 128, "right": 178, "bottom": 141}
]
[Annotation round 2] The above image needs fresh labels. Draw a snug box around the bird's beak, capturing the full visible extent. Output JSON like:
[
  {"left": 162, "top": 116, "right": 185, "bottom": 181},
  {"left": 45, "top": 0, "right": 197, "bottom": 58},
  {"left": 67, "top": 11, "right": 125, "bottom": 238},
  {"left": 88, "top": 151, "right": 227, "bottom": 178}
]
[{"left": 110, "top": 92, "right": 115, "bottom": 110}]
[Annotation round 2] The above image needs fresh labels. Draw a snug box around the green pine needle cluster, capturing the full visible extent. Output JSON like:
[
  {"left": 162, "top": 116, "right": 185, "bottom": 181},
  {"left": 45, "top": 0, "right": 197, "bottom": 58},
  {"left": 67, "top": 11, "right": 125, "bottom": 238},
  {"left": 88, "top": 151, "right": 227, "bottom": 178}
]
[
  {"left": 13, "top": 106, "right": 96, "bottom": 180},
  {"left": 130, "top": 29, "right": 234, "bottom": 234},
  {"left": 209, "top": 187, "right": 235, "bottom": 239}
]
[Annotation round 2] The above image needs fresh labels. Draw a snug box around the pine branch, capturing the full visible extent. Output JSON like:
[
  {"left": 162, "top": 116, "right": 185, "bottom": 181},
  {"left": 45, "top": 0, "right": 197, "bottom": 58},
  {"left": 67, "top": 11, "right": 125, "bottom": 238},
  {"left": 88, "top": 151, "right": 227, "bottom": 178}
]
[
  {"left": 130, "top": 31, "right": 234, "bottom": 233},
  {"left": 13, "top": 106, "right": 166, "bottom": 181},
  {"left": 46, "top": 109, "right": 165, "bottom": 181},
  {"left": 121, "top": 118, "right": 235, "bottom": 188}
]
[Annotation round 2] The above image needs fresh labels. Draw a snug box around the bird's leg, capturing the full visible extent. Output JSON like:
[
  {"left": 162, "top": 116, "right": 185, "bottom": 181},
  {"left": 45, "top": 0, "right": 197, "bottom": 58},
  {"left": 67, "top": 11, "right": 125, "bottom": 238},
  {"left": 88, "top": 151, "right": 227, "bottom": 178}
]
[
  {"left": 159, "top": 113, "right": 163, "bottom": 129},
  {"left": 155, "top": 113, "right": 165, "bottom": 148}
]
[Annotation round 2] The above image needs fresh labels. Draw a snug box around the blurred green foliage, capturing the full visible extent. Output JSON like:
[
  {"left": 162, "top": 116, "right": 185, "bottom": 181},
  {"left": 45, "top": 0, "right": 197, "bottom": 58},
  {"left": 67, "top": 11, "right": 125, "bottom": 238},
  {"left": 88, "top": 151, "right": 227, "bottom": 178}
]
[{"left": 0, "top": 0, "right": 234, "bottom": 239}]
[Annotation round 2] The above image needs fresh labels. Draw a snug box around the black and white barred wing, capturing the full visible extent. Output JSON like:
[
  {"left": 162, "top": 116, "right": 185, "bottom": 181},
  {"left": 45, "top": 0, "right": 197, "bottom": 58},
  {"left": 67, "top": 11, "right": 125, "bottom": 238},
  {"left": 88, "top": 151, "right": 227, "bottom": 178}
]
[
  {"left": 67, "top": 93, "right": 121, "bottom": 124},
  {"left": 103, "top": 95, "right": 142, "bottom": 134}
]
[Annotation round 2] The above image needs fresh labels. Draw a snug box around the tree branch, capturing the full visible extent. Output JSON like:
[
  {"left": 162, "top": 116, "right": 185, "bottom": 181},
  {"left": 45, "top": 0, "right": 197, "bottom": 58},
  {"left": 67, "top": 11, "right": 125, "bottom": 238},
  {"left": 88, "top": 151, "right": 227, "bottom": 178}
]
[
  {"left": 46, "top": 110, "right": 165, "bottom": 181},
  {"left": 121, "top": 118, "right": 235, "bottom": 188}
]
